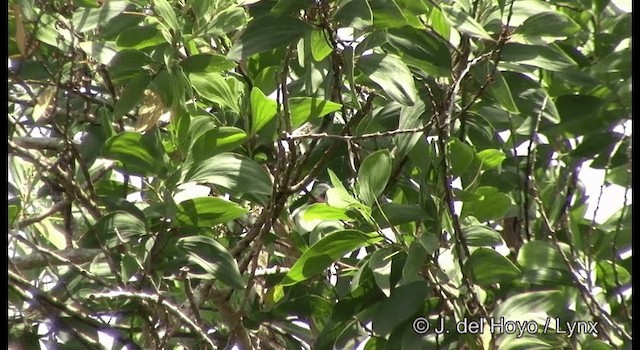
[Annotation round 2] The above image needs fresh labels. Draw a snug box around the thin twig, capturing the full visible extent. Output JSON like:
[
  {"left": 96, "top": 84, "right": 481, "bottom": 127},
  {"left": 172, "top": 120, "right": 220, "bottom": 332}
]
[
  {"left": 283, "top": 121, "right": 435, "bottom": 141},
  {"left": 523, "top": 96, "right": 548, "bottom": 239},
  {"left": 15, "top": 200, "right": 70, "bottom": 229},
  {"left": 90, "top": 290, "right": 217, "bottom": 349},
  {"left": 180, "top": 267, "right": 203, "bottom": 330},
  {"left": 531, "top": 193, "right": 630, "bottom": 344},
  {"left": 9, "top": 141, "right": 102, "bottom": 219}
]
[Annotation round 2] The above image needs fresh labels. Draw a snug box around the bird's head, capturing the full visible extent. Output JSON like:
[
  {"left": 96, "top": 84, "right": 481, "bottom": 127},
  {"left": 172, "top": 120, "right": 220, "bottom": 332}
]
[{"left": 309, "top": 182, "right": 331, "bottom": 203}]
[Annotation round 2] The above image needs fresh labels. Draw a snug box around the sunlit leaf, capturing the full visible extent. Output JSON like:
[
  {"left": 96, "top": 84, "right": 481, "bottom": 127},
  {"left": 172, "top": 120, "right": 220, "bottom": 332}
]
[
  {"left": 227, "top": 15, "right": 312, "bottom": 61},
  {"left": 357, "top": 53, "right": 417, "bottom": 105},
  {"left": 281, "top": 230, "right": 384, "bottom": 286},
  {"left": 178, "top": 235, "right": 245, "bottom": 289}
]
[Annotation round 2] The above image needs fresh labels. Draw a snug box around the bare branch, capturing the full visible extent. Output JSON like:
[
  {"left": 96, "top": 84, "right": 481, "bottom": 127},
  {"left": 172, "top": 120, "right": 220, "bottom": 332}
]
[
  {"left": 90, "top": 290, "right": 217, "bottom": 349},
  {"left": 283, "top": 121, "right": 435, "bottom": 141},
  {"left": 9, "top": 247, "right": 103, "bottom": 271}
]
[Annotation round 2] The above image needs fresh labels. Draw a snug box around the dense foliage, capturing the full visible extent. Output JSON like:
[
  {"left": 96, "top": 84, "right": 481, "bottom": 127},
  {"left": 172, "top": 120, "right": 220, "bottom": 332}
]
[{"left": 8, "top": 0, "right": 631, "bottom": 349}]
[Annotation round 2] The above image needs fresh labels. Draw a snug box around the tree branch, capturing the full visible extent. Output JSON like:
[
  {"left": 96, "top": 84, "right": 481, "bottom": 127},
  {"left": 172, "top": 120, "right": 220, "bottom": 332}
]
[
  {"left": 89, "top": 290, "right": 218, "bottom": 349},
  {"left": 9, "top": 247, "right": 103, "bottom": 271}
]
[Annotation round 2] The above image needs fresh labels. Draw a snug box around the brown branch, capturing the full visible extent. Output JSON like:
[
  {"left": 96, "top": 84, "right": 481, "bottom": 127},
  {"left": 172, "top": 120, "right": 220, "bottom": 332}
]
[
  {"left": 180, "top": 267, "right": 203, "bottom": 330},
  {"left": 15, "top": 199, "right": 70, "bottom": 229},
  {"left": 523, "top": 96, "right": 547, "bottom": 240},
  {"left": 9, "top": 246, "right": 103, "bottom": 271},
  {"left": 611, "top": 185, "right": 631, "bottom": 322},
  {"left": 531, "top": 193, "right": 630, "bottom": 344},
  {"left": 289, "top": 93, "right": 376, "bottom": 193},
  {"left": 435, "top": 120, "right": 487, "bottom": 320},
  {"left": 211, "top": 289, "right": 252, "bottom": 350},
  {"left": 9, "top": 270, "right": 128, "bottom": 343},
  {"left": 12, "top": 136, "right": 69, "bottom": 150},
  {"left": 9, "top": 140, "right": 102, "bottom": 219},
  {"left": 90, "top": 290, "right": 217, "bottom": 349},
  {"left": 283, "top": 121, "right": 435, "bottom": 141}
]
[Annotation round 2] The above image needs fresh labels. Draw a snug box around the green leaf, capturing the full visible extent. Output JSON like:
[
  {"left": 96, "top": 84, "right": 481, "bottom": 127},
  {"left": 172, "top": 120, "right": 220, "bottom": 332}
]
[
  {"left": 185, "top": 115, "right": 218, "bottom": 149},
  {"left": 113, "top": 74, "right": 152, "bottom": 120},
  {"left": 179, "top": 54, "right": 237, "bottom": 73},
  {"left": 189, "top": 72, "right": 239, "bottom": 113},
  {"left": 429, "top": 7, "right": 450, "bottom": 41},
  {"left": 440, "top": 4, "right": 495, "bottom": 41},
  {"left": 326, "top": 187, "right": 360, "bottom": 209},
  {"left": 555, "top": 95, "right": 606, "bottom": 135},
  {"left": 503, "top": 72, "right": 560, "bottom": 125},
  {"left": 280, "top": 230, "right": 384, "bottom": 286},
  {"left": 570, "top": 131, "right": 622, "bottom": 158},
  {"left": 513, "top": 11, "right": 580, "bottom": 39},
  {"left": 400, "top": 241, "right": 428, "bottom": 285},
  {"left": 357, "top": 149, "right": 392, "bottom": 206},
  {"left": 371, "top": 281, "right": 429, "bottom": 335},
  {"left": 288, "top": 97, "right": 342, "bottom": 129},
  {"left": 189, "top": 126, "right": 247, "bottom": 163},
  {"left": 386, "top": 26, "right": 452, "bottom": 77},
  {"left": 372, "top": 203, "right": 426, "bottom": 229},
  {"left": 253, "top": 66, "right": 280, "bottom": 96},
  {"left": 334, "top": 0, "right": 373, "bottom": 31},
  {"left": 466, "top": 248, "right": 521, "bottom": 285},
  {"left": 357, "top": 53, "right": 417, "bottom": 105},
  {"left": 520, "top": 267, "right": 573, "bottom": 286},
  {"left": 34, "top": 15, "right": 72, "bottom": 51},
  {"left": 369, "top": 247, "right": 395, "bottom": 296},
  {"left": 116, "top": 25, "right": 166, "bottom": 49},
  {"left": 501, "top": 43, "right": 577, "bottom": 72},
  {"left": 463, "top": 186, "right": 511, "bottom": 222},
  {"left": 309, "top": 29, "right": 333, "bottom": 62},
  {"left": 493, "top": 289, "right": 572, "bottom": 321},
  {"left": 302, "top": 203, "right": 353, "bottom": 222},
  {"left": 592, "top": 47, "right": 631, "bottom": 75},
  {"left": 175, "top": 197, "right": 248, "bottom": 227},
  {"left": 476, "top": 149, "right": 506, "bottom": 170},
  {"left": 447, "top": 138, "right": 475, "bottom": 177},
  {"left": 517, "top": 241, "right": 573, "bottom": 271},
  {"left": 83, "top": 211, "right": 147, "bottom": 249},
  {"left": 191, "top": 126, "right": 247, "bottom": 161},
  {"left": 227, "top": 15, "right": 312, "bottom": 61},
  {"left": 394, "top": 0, "right": 430, "bottom": 15},
  {"left": 271, "top": 0, "right": 313, "bottom": 15},
  {"left": 368, "top": 0, "right": 409, "bottom": 29},
  {"left": 205, "top": 6, "right": 247, "bottom": 36},
  {"left": 471, "top": 61, "right": 519, "bottom": 114},
  {"left": 107, "top": 49, "right": 154, "bottom": 81},
  {"left": 583, "top": 340, "right": 615, "bottom": 350},
  {"left": 462, "top": 225, "right": 504, "bottom": 247},
  {"left": 153, "top": 0, "right": 179, "bottom": 34},
  {"left": 9, "top": 205, "right": 19, "bottom": 226},
  {"left": 393, "top": 101, "right": 427, "bottom": 160},
  {"left": 605, "top": 165, "right": 630, "bottom": 187},
  {"left": 102, "top": 130, "right": 166, "bottom": 176},
  {"left": 120, "top": 255, "right": 139, "bottom": 282},
  {"left": 250, "top": 87, "right": 278, "bottom": 134},
  {"left": 72, "top": 1, "right": 128, "bottom": 33},
  {"left": 181, "top": 152, "right": 272, "bottom": 196},
  {"left": 177, "top": 236, "right": 245, "bottom": 289},
  {"left": 78, "top": 41, "right": 118, "bottom": 65},
  {"left": 498, "top": 336, "right": 558, "bottom": 350}
]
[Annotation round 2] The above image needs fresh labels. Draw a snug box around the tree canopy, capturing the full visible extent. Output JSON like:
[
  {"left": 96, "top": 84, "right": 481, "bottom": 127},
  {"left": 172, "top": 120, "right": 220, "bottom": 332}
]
[{"left": 8, "top": 0, "right": 631, "bottom": 349}]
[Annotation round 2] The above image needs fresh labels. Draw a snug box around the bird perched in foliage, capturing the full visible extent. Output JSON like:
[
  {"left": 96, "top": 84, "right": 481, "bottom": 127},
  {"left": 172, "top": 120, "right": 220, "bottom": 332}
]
[{"left": 308, "top": 182, "right": 330, "bottom": 203}]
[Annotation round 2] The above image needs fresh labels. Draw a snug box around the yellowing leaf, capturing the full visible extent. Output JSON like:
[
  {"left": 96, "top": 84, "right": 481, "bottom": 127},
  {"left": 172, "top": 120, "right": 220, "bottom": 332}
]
[
  {"left": 136, "top": 89, "right": 167, "bottom": 132},
  {"left": 12, "top": 4, "right": 28, "bottom": 58},
  {"left": 33, "top": 87, "right": 57, "bottom": 123}
]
